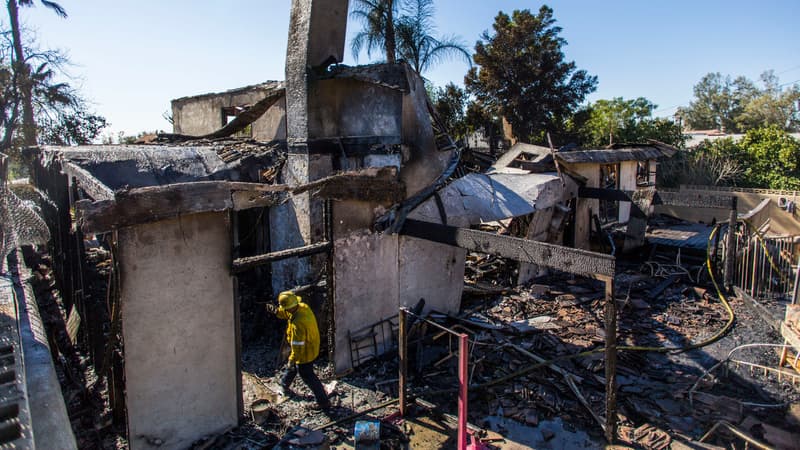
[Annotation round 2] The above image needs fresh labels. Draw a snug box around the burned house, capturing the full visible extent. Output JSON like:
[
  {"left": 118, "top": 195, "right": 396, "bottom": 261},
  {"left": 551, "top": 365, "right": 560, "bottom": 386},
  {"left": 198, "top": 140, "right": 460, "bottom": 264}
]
[{"left": 1, "top": 0, "right": 798, "bottom": 449}]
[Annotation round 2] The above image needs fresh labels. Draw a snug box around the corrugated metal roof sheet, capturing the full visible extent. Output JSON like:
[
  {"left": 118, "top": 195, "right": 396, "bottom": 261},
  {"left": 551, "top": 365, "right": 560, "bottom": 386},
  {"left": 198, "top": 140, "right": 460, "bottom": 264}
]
[{"left": 555, "top": 142, "right": 677, "bottom": 164}]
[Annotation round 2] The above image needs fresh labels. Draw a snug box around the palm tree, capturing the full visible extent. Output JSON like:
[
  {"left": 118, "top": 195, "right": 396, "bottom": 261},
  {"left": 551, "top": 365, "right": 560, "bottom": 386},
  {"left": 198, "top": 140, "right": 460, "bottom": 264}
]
[
  {"left": 350, "top": 0, "right": 397, "bottom": 64},
  {"left": 394, "top": 0, "right": 470, "bottom": 74},
  {"left": 350, "top": 0, "right": 471, "bottom": 75},
  {"left": 7, "top": 0, "right": 67, "bottom": 146}
]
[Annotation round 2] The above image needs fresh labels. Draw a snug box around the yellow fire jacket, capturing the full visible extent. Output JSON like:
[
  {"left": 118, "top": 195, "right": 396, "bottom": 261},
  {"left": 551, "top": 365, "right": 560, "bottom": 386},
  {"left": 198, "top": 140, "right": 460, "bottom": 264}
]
[{"left": 276, "top": 302, "right": 320, "bottom": 364}]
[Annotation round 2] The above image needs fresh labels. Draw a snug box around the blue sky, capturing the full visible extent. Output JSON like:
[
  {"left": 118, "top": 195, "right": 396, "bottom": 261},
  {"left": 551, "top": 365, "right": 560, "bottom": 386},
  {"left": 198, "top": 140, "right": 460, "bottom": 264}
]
[{"left": 16, "top": 0, "right": 800, "bottom": 138}]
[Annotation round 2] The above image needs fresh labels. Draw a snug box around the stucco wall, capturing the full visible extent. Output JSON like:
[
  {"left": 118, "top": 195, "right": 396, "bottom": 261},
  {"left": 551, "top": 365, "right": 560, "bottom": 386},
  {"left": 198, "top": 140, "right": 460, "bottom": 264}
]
[
  {"left": 332, "top": 231, "right": 465, "bottom": 374},
  {"left": 333, "top": 231, "right": 399, "bottom": 373},
  {"left": 119, "top": 212, "right": 238, "bottom": 450},
  {"left": 398, "top": 236, "right": 465, "bottom": 314},
  {"left": 655, "top": 186, "right": 800, "bottom": 235},
  {"left": 309, "top": 78, "right": 402, "bottom": 138},
  {"left": 172, "top": 90, "right": 286, "bottom": 141}
]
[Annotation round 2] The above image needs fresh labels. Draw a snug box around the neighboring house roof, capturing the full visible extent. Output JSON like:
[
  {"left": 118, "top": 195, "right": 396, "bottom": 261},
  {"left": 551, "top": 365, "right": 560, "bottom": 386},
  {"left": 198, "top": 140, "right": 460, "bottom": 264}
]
[
  {"left": 685, "top": 131, "right": 800, "bottom": 148},
  {"left": 555, "top": 142, "right": 678, "bottom": 164}
]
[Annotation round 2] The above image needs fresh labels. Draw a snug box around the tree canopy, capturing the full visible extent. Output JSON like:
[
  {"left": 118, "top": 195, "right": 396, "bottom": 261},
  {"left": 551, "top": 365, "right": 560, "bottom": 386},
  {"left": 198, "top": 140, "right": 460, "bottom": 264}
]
[
  {"left": 679, "top": 71, "right": 800, "bottom": 133},
  {"left": 576, "top": 97, "right": 685, "bottom": 148},
  {"left": 431, "top": 82, "right": 468, "bottom": 139},
  {"left": 350, "top": 0, "right": 470, "bottom": 74},
  {"left": 687, "top": 126, "right": 800, "bottom": 190},
  {"left": 0, "top": 19, "right": 106, "bottom": 163},
  {"left": 464, "top": 6, "right": 597, "bottom": 144}
]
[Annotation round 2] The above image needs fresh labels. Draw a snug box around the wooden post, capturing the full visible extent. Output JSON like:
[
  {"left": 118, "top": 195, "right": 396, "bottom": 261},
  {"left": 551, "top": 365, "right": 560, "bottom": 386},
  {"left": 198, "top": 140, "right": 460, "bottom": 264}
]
[
  {"left": 792, "top": 256, "right": 800, "bottom": 305},
  {"left": 457, "top": 333, "right": 469, "bottom": 450},
  {"left": 398, "top": 308, "right": 408, "bottom": 416},
  {"left": 724, "top": 197, "right": 737, "bottom": 290},
  {"left": 603, "top": 276, "right": 617, "bottom": 443}
]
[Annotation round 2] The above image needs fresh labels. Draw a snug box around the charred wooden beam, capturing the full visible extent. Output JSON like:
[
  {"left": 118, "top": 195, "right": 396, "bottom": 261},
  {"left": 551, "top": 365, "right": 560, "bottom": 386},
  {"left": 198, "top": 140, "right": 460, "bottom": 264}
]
[
  {"left": 231, "top": 241, "right": 331, "bottom": 273},
  {"left": 63, "top": 162, "right": 115, "bottom": 201},
  {"left": 400, "top": 219, "right": 615, "bottom": 278},
  {"left": 603, "top": 276, "right": 618, "bottom": 443},
  {"left": 292, "top": 166, "right": 404, "bottom": 203},
  {"left": 76, "top": 181, "right": 289, "bottom": 233},
  {"left": 77, "top": 168, "right": 403, "bottom": 233}
]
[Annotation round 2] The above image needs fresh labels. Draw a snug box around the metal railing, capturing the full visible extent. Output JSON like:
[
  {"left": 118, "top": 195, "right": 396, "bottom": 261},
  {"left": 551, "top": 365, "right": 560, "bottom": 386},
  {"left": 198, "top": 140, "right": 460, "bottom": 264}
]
[{"left": 734, "top": 221, "right": 799, "bottom": 303}]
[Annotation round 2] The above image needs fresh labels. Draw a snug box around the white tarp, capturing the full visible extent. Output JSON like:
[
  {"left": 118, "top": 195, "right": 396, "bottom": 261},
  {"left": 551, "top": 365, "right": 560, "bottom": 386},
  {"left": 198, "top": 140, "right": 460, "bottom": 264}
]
[{"left": 407, "top": 172, "right": 567, "bottom": 227}]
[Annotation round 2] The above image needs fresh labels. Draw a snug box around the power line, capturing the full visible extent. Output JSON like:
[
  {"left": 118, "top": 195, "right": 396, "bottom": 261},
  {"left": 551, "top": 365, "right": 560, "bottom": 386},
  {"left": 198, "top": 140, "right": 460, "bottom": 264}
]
[{"left": 779, "top": 78, "right": 800, "bottom": 87}]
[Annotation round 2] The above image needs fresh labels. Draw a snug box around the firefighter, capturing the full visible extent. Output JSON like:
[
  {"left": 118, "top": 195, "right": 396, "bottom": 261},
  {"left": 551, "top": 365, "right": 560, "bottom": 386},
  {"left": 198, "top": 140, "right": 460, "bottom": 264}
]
[{"left": 271, "top": 290, "right": 330, "bottom": 409}]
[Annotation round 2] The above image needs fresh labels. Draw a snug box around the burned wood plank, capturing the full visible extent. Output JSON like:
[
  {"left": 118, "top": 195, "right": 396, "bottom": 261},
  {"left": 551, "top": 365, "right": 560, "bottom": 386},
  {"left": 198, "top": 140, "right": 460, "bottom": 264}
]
[
  {"left": 77, "top": 167, "right": 403, "bottom": 232},
  {"left": 76, "top": 181, "right": 240, "bottom": 233},
  {"left": 648, "top": 274, "right": 679, "bottom": 299},
  {"left": 231, "top": 190, "right": 289, "bottom": 211},
  {"left": 292, "top": 166, "right": 404, "bottom": 203},
  {"left": 62, "top": 162, "right": 115, "bottom": 201},
  {"left": 231, "top": 241, "right": 331, "bottom": 273},
  {"left": 603, "top": 276, "right": 618, "bottom": 443},
  {"left": 400, "top": 219, "right": 615, "bottom": 278}
]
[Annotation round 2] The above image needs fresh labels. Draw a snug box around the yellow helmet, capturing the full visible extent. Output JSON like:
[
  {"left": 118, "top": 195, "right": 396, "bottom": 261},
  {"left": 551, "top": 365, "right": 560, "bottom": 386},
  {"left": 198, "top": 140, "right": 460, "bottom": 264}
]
[{"left": 278, "top": 291, "right": 300, "bottom": 309}]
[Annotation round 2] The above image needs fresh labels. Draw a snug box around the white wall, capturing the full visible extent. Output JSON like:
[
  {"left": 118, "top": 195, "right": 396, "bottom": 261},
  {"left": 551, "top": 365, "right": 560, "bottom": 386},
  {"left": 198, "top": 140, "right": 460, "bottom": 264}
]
[{"left": 119, "top": 212, "right": 238, "bottom": 450}]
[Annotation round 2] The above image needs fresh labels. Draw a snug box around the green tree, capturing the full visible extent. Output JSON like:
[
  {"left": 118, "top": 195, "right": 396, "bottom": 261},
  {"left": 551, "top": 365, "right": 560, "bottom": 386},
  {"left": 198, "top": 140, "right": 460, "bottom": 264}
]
[
  {"left": 678, "top": 126, "right": 800, "bottom": 189},
  {"left": 431, "top": 82, "right": 468, "bottom": 139},
  {"left": 7, "top": 0, "right": 67, "bottom": 147},
  {"left": 350, "top": 0, "right": 397, "bottom": 64},
  {"left": 393, "top": 0, "right": 470, "bottom": 74},
  {"left": 738, "top": 125, "right": 800, "bottom": 189},
  {"left": 0, "top": 25, "right": 107, "bottom": 156},
  {"left": 578, "top": 97, "right": 686, "bottom": 147},
  {"left": 351, "top": 0, "right": 470, "bottom": 74},
  {"left": 679, "top": 72, "right": 757, "bottom": 132},
  {"left": 679, "top": 71, "right": 800, "bottom": 133},
  {"left": 735, "top": 71, "right": 800, "bottom": 131},
  {"left": 464, "top": 6, "right": 597, "bottom": 143}
]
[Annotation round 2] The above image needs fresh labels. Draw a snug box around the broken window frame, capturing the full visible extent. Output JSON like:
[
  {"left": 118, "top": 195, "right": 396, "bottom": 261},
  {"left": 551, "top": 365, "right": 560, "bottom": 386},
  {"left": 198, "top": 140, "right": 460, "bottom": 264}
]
[{"left": 221, "top": 105, "right": 254, "bottom": 138}]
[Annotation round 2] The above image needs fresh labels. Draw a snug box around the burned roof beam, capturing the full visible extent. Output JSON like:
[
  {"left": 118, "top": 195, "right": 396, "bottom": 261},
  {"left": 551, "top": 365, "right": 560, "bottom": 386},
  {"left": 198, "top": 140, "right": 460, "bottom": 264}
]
[
  {"left": 62, "top": 161, "right": 115, "bottom": 201},
  {"left": 76, "top": 168, "right": 404, "bottom": 233},
  {"left": 75, "top": 181, "right": 290, "bottom": 233},
  {"left": 400, "top": 219, "right": 615, "bottom": 278}
]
